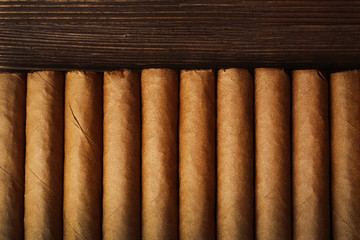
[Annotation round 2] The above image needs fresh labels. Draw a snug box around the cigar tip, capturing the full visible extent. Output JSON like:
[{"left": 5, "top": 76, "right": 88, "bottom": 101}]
[
  {"left": 219, "top": 68, "right": 250, "bottom": 72},
  {"left": 105, "top": 69, "right": 131, "bottom": 74},
  {"left": 141, "top": 69, "right": 178, "bottom": 83},
  {"left": 28, "top": 71, "right": 64, "bottom": 79},
  {"left": 142, "top": 68, "right": 175, "bottom": 71},
  {"left": 181, "top": 69, "right": 214, "bottom": 73},
  {"left": 292, "top": 69, "right": 318, "bottom": 73},
  {"left": 65, "top": 71, "right": 103, "bottom": 83},
  {"left": 0, "top": 72, "right": 25, "bottom": 77},
  {"left": 254, "top": 68, "right": 288, "bottom": 81},
  {"left": 291, "top": 70, "right": 327, "bottom": 82},
  {"left": 255, "top": 67, "right": 285, "bottom": 72},
  {"left": 104, "top": 69, "right": 136, "bottom": 79},
  {"left": 0, "top": 72, "right": 26, "bottom": 83},
  {"left": 28, "top": 70, "right": 63, "bottom": 74},
  {"left": 142, "top": 68, "right": 177, "bottom": 75},
  {"left": 66, "top": 70, "right": 99, "bottom": 76},
  {"left": 331, "top": 69, "right": 360, "bottom": 78}
]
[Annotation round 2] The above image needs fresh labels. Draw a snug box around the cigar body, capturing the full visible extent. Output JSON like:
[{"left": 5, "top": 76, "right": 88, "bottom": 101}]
[
  {"left": 141, "top": 69, "right": 179, "bottom": 239},
  {"left": 331, "top": 70, "right": 360, "bottom": 239},
  {"left": 217, "top": 68, "right": 254, "bottom": 240},
  {"left": 25, "top": 71, "right": 64, "bottom": 240},
  {"left": 292, "top": 70, "right": 330, "bottom": 240},
  {"left": 63, "top": 71, "right": 103, "bottom": 240},
  {"left": 179, "top": 70, "right": 216, "bottom": 240},
  {"left": 103, "top": 70, "right": 141, "bottom": 239},
  {"left": 255, "top": 68, "right": 291, "bottom": 240},
  {"left": 0, "top": 73, "right": 26, "bottom": 240}
]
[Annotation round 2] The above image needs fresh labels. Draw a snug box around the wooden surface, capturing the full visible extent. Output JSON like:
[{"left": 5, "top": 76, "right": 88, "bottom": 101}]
[{"left": 0, "top": 0, "right": 360, "bottom": 71}]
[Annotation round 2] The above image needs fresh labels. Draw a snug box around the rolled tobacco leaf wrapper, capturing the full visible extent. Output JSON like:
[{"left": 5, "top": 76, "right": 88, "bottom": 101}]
[
  {"left": 141, "top": 69, "right": 179, "bottom": 240},
  {"left": 63, "top": 71, "right": 103, "bottom": 240},
  {"left": 179, "top": 69, "right": 216, "bottom": 240},
  {"left": 25, "top": 71, "right": 65, "bottom": 240},
  {"left": 255, "top": 68, "right": 291, "bottom": 240},
  {"left": 0, "top": 73, "right": 26, "bottom": 240},
  {"left": 331, "top": 70, "right": 360, "bottom": 239},
  {"left": 217, "top": 68, "right": 254, "bottom": 240},
  {"left": 103, "top": 70, "right": 141, "bottom": 239},
  {"left": 292, "top": 70, "right": 330, "bottom": 240}
]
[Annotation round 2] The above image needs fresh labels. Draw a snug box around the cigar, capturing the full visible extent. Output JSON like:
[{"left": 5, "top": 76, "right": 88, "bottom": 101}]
[
  {"left": 292, "top": 70, "right": 330, "bottom": 240},
  {"left": 255, "top": 68, "right": 291, "bottom": 240},
  {"left": 103, "top": 70, "right": 141, "bottom": 239},
  {"left": 25, "top": 71, "right": 64, "bottom": 239},
  {"left": 217, "top": 68, "right": 254, "bottom": 239},
  {"left": 331, "top": 70, "right": 360, "bottom": 239},
  {"left": 0, "top": 73, "right": 26, "bottom": 239},
  {"left": 63, "top": 71, "right": 103, "bottom": 239},
  {"left": 141, "top": 69, "right": 179, "bottom": 239},
  {"left": 179, "top": 69, "right": 216, "bottom": 240}
]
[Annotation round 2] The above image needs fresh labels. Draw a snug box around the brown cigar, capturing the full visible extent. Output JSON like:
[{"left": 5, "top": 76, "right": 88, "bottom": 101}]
[
  {"left": 255, "top": 68, "right": 291, "bottom": 240},
  {"left": 103, "top": 70, "right": 141, "bottom": 239},
  {"left": 141, "top": 69, "right": 179, "bottom": 239},
  {"left": 217, "top": 68, "right": 254, "bottom": 239},
  {"left": 292, "top": 70, "right": 330, "bottom": 240},
  {"left": 331, "top": 70, "right": 360, "bottom": 239},
  {"left": 0, "top": 73, "right": 26, "bottom": 239},
  {"left": 25, "top": 71, "right": 64, "bottom": 240},
  {"left": 179, "top": 69, "right": 216, "bottom": 240},
  {"left": 63, "top": 71, "right": 103, "bottom": 240}
]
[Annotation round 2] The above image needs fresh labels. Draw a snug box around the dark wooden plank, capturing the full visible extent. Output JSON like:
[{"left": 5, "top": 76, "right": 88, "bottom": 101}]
[{"left": 0, "top": 0, "right": 359, "bottom": 71}]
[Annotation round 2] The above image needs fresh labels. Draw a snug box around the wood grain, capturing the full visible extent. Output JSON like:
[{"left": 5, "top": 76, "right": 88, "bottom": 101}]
[{"left": 0, "top": 0, "right": 359, "bottom": 71}]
